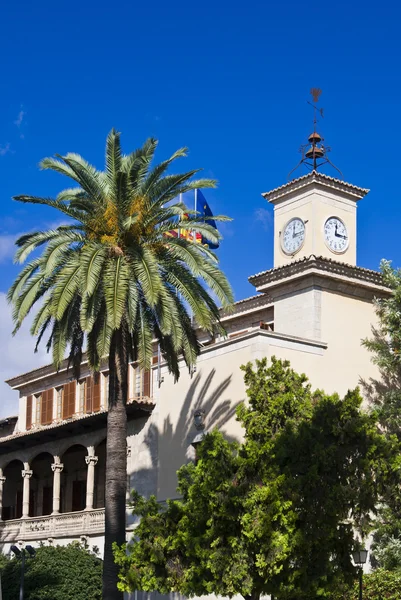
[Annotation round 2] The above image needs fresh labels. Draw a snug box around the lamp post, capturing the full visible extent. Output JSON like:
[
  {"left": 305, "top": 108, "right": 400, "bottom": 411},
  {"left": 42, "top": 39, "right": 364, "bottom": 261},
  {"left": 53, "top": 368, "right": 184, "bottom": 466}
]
[
  {"left": 191, "top": 409, "right": 206, "bottom": 461},
  {"left": 352, "top": 548, "right": 368, "bottom": 600},
  {"left": 10, "top": 545, "right": 35, "bottom": 600}
]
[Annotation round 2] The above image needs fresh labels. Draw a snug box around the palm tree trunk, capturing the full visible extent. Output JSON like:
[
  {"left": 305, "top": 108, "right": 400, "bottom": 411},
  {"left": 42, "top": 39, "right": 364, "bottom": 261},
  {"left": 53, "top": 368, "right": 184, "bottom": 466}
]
[{"left": 103, "top": 325, "right": 128, "bottom": 600}]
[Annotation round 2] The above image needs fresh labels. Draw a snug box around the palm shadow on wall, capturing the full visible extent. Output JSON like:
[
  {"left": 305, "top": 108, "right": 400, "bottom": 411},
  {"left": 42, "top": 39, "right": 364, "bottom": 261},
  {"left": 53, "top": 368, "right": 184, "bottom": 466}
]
[{"left": 130, "top": 367, "right": 241, "bottom": 503}]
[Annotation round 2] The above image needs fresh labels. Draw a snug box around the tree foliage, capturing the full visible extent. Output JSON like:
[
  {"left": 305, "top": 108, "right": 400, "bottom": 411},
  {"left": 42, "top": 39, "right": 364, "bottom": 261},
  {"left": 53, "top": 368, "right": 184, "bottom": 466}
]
[
  {"left": 8, "top": 131, "right": 233, "bottom": 378},
  {"left": 115, "top": 357, "right": 398, "bottom": 600},
  {"left": 8, "top": 131, "right": 233, "bottom": 598},
  {"left": 332, "top": 569, "right": 401, "bottom": 600},
  {"left": 0, "top": 543, "right": 102, "bottom": 600},
  {"left": 362, "top": 260, "right": 401, "bottom": 570}
]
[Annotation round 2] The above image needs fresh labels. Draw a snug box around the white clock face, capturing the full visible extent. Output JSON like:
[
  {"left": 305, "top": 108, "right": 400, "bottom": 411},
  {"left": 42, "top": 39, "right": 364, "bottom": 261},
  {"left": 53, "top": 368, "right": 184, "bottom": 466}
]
[
  {"left": 324, "top": 217, "right": 349, "bottom": 253},
  {"left": 281, "top": 218, "right": 305, "bottom": 255}
]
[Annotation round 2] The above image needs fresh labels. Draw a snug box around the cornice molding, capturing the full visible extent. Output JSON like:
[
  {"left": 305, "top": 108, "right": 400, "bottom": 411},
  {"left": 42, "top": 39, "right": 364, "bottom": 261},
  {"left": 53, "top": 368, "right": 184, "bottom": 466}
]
[
  {"left": 220, "top": 293, "right": 273, "bottom": 321},
  {"left": 263, "top": 171, "right": 369, "bottom": 204},
  {"left": 249, "top": 255, "right": 389, "bottom": 294}
]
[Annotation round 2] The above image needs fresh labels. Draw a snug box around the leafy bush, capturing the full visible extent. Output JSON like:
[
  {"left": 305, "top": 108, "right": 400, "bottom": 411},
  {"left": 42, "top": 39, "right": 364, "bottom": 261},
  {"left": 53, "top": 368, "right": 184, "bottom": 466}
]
[
  {"left": 0, "top": 542, "right": 102, "bottom": 600},
  {"left": 332, "top": 569, "right": 401, "bottom": 600}
]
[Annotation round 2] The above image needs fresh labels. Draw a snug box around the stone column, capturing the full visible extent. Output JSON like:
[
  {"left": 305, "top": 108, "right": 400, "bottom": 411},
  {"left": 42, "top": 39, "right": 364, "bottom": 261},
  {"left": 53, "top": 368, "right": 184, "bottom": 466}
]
[
  {"left": 21, "top": 466, "right": 33, "bottom": 518},
  {"left": 51, "top": 457, "right": 64, "bottom": 515},
  {"left": 85, "top": 454, "right": 98, "bottom": 511},
  {"left": 0, "top": 470, "right": 6, "bottom": 521}
]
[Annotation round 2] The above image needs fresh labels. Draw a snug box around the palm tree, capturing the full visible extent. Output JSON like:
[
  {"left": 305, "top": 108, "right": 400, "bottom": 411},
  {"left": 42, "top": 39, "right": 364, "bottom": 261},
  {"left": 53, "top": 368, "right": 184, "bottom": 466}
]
[{"left": 8, "top": 130, "right": 233, "bottom": 600}]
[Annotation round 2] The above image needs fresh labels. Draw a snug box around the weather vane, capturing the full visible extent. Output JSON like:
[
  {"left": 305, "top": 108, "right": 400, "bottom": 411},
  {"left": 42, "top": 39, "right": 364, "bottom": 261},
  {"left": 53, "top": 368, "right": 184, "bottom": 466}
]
[{"left": 288, "top": 88, "right": 342, "bottom": 180}]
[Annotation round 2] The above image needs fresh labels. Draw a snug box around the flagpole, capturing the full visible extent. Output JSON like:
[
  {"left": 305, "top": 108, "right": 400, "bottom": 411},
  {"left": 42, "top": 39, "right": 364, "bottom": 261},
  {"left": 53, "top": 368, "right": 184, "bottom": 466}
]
[
  {"left": 179, "top": 193, "right": 182, "bottom": 239},
  {"left": 194, "top": 188, "right": 198, "bottom": 244}
]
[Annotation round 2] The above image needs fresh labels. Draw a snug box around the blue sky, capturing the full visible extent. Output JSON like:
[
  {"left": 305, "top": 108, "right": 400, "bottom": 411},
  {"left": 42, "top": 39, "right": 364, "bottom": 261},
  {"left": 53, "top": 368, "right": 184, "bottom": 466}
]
[{"left": 0, "top": 0, "right": 400, "bottom": 413}]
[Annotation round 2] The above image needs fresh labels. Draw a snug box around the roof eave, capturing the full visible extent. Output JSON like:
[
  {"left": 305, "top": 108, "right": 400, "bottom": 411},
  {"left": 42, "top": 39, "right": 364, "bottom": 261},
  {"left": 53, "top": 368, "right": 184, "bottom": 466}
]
[{"left": 262, "top": 171, "right": 369, "bottom": 203}]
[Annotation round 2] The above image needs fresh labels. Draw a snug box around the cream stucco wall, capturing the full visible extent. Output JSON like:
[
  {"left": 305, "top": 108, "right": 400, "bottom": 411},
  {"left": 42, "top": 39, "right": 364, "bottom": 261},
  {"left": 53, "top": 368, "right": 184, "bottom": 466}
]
[
  {"left": 155, "top": 341, "right": 251, "bottom": 500},
  {"left": 319, "top": 290, "right": 379, "bottom": 396}
]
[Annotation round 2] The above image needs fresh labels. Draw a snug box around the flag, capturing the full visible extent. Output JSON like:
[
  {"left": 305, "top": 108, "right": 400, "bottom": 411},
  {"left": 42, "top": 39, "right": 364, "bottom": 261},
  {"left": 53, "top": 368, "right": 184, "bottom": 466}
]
[
  {"left": 196, "top": 190, "right": 219, "bottom": 249},
  {"left": 164, "top": 190, "right": 219, "bottom": 249}
]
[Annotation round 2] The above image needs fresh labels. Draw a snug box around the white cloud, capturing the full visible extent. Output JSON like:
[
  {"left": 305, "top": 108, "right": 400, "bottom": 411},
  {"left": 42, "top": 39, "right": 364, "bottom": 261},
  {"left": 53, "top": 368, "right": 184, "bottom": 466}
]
[
  {"left": 0, "top": 293, "right": 50, "bottom": 419},
  {"left": 254, "top": 207, "right": 272, "bottom": 231},
  {"left": 0, "top": 143, "right": 11, "bottom": 157},
  {"left": 0, "top": 234, "right": 17, "bottom": 263},
  {"left": 14, "top": 109, "right": 25, "bottom": 128}
]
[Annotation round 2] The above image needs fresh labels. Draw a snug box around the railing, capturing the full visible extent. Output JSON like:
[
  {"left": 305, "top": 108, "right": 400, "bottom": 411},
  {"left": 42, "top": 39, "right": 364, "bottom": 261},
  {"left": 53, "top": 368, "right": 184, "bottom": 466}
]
[{"left": 0, "top": 507, "right": 105, "bottom": 541}]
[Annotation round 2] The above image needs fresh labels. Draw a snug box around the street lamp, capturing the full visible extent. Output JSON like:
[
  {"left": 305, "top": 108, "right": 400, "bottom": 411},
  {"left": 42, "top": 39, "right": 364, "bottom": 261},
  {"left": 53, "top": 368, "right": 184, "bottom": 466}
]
[
  {"left": 11, "top": 545, "right": 36, "bottom": 600},
  {"left": 352, "top": 548, "right": 368, "bottom": 600},
  {"left": 191, "top": 410, "right": 207, "bottom": 459}
]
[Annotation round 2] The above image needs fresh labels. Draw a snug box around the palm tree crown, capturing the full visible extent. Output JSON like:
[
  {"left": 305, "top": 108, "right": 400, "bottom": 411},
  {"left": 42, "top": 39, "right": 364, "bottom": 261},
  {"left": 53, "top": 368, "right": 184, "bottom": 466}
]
[{"left": 8, "top": 130, "right": 233, "bottom": 376}]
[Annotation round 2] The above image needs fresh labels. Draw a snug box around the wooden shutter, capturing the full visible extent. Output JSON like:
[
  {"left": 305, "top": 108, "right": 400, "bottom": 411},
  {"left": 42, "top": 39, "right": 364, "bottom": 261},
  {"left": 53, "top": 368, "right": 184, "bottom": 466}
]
[
  {"left": 85, "top": 376, "right": 101, "bottom": 413},
  {"left": 62, "top": 382, "right": 76, "bottom": 419},
  {"left": 127, "top": 365, "right": 130, "bottom": 400},
  {"left": 26, "top": 395, "right": 32, "bottom": 430},
  {"left": 85, "top": 376, "right": 93, "bottom": 413},
  {"left": 93, "top": 375, "right": 101, "bottom": 412},
  {"left": 41, "top": 389, "right": 53, "bottom": 425},
  {"left": 102, "top": 371, "right": 109, "bottom": 408},
  {"left": 143, "top": 370, "right": 151, "bottom": 398}
]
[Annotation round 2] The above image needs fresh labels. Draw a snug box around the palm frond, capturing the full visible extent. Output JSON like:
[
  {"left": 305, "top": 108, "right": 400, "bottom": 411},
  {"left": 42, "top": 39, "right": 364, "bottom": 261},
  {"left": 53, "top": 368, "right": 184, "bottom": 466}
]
[
  {"left": 126, "top": 280, "right": 139, "bottom": 331},
  {"left": 41, "top": 237, "right": 81, "bottom": 276},
  {"left": 95, "top": 316, "right": 113, "bottom": 363},
  {"left": 127, "top": 247, "right": 162, "bottom": 307},
  {"left": 40, "top": 156, "right": 77, "bottom": 178},
  {"left": 10, "top": 131, "right": 233, "bottom": 382},
  {"left": 162, "top": 263, "right": 216, "bottom": 331},
  {"left": 12, "top": 273, "right": 46, "bottom": 331},
  {"left": 135, "top": 299, "right": 154, "bottom": 369},
  {"left": 60, "top": 153, "right": 108, "bottom": 203},
  {"left": 13, "top": 196, "right": 86, "bottom": 225},
  {"left": 127, "top": 138, "right": 158, "bottom": 194},
  {"left": 7, "top": 258, "right": 43, "bottom": 304},
  {"left": 30, "top": 298, "right": 52, "bottom": 337},
  {"left": 50, "top": 256, "right": 81, "bottom": 320},
  {"left": 81, "top": 244, "right": 107, "bottom": 296},
  {"left": 142, "top": 147, "right": 188, "bottom": 195},
  {"left": 80, "top": 287, "right": 103, "bottom": 333},
  {"left": 105, "top": 129, "right": 122, "bottom": 198},
  {"left": 103, "top": 256, "right": 130, "bottom": 329}
]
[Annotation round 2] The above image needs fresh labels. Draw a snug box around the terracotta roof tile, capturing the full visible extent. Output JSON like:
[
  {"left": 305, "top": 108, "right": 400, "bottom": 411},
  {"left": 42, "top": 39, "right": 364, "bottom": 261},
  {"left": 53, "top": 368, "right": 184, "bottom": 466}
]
[
  {"left": 0, "top": 398, "right": 154, "bottom": 445},
  {"left": 248, "top": 254, "right": 386, "bottom": 287},
  {"left": 262, "top": 171, "right": 369, "bottom": 199}
]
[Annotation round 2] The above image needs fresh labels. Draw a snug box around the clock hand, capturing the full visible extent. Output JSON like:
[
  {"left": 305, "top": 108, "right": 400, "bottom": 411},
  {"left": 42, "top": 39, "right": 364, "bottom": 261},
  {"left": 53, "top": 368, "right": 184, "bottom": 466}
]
[{"left": 334, "top": 229, "right": 347, "bottom": 239}]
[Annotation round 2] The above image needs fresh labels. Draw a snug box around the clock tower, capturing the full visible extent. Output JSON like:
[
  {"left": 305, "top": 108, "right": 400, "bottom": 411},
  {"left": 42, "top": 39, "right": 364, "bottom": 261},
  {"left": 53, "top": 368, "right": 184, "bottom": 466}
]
[
  {"left": 249, "top": 90, "right": 387, "bottom": 344},
  {"left": 265, "top": 88, "right": 368, "bottom": 268},
  {"left": 266, "top": 171, "right": 368, "bottom": 268}
]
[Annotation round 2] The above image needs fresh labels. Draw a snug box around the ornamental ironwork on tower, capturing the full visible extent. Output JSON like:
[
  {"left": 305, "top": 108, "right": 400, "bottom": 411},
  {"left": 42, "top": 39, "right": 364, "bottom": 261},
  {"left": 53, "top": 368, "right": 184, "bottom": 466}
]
[{"left": 288, "top": 88, "right": 342, "bottom": 180}]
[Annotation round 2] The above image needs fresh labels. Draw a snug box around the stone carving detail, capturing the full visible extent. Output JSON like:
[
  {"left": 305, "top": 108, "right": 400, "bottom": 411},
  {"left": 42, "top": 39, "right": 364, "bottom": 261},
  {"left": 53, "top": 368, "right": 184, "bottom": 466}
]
[
  {"left": 85, "top": 455, "right": 98, "bottom": 466},
  {"left": 21, "top": 470, "right": 33, "bottom": 479},
  {"left": 29, "top": 521, "right": 47, "bottom": 532},
  {"left": 0, "top": 508, "right": 105, "bottom": 540},
  {"left": 51, "top": 463, "right": 64, "bottom": 473}
]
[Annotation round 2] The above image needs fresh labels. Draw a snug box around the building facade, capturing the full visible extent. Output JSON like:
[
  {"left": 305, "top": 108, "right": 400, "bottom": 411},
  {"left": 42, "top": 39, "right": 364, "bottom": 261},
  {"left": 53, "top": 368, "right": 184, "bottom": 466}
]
[{"left": 0, "top": 171, "right": 390, "bottom": 565}]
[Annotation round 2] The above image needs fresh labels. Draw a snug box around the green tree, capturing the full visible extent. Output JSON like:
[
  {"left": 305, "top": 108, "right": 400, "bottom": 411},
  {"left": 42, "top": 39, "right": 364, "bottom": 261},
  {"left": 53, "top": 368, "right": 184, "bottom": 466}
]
[
  {"left": 361, "top": 260, "right": 401, "bottom": 571},
  {"left": 8, "top": 131, "right": 233, "bottom": 599},
  {"left": 115, "top": 358, "right": 397, "bottom": 600},
  {"left": 1, "top": 543, "right": 102, "bottom": 600},
  {"left": 332, "top": 569, "right": 401, "bottom": 600}
]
